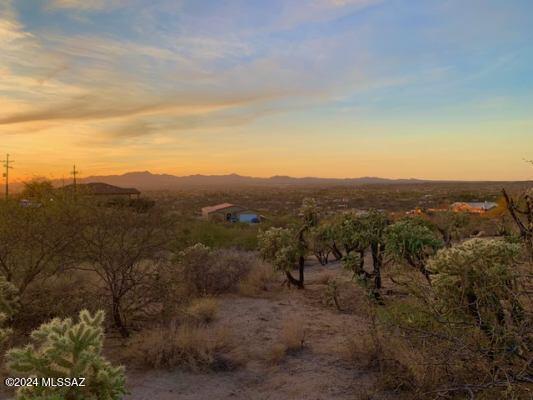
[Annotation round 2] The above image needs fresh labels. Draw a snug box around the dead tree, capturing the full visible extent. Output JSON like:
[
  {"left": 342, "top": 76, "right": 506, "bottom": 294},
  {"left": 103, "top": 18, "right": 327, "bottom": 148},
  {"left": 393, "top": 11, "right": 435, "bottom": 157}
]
[{"left": 502, "top": 188, "right": 533, "bottom": 258}]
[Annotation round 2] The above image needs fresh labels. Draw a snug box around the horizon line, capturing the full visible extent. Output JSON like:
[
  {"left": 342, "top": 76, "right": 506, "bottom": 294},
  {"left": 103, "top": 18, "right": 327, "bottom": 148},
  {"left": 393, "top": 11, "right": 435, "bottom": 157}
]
[{"left": 8, "top": 170, "right": 533, "bottom": 185}]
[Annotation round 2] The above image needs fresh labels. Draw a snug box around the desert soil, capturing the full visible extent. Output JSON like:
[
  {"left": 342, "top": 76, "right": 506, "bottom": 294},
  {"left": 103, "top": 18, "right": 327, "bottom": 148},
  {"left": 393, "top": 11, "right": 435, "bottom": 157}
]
[{"left": 125, "top": 260, "right": 389, "bottom": 400}]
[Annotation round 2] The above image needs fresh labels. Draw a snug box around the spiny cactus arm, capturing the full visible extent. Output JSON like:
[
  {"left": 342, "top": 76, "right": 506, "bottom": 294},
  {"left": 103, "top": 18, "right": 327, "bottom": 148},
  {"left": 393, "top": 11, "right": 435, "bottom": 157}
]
[{"left": 6, "top": 310, "right": 127, "bottom": 400}]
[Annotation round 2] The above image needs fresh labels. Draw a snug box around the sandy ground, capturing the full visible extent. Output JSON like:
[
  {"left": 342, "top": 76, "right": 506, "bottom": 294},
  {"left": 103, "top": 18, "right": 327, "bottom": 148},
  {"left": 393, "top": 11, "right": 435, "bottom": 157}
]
[{"left": 125, "top": 260, "right": 389, "bottom": 400}]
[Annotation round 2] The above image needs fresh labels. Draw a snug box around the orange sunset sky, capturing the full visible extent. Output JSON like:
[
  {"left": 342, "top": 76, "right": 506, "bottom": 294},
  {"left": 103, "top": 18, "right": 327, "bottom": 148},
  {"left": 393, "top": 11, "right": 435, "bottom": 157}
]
[{"left": 1, "top": 0, "right": 532, "bottom": 182}]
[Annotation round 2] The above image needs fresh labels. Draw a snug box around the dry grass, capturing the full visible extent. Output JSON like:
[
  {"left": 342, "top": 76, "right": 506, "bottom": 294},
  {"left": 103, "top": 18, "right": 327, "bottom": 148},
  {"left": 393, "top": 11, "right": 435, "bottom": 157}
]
[
  {"left": 186, "top": 297, "right": 219, "bottom": 324},
  {"left": 280, "top": 319, "right": 306, "bottom": 352},
  {"left": 314, "top": 270, "right": 335, "bottom": 285},
  {"left": 239, "top": 262, "right": 278, "bottom": 297},
  {"left": 129, "top": 321, "right": 237, "bottom": 372},
  {"left": 266, "top": 318, "right": 306, "bottom": 364},
  {"left": 343, "top": 332, "right": 377, "bottom": 367}
]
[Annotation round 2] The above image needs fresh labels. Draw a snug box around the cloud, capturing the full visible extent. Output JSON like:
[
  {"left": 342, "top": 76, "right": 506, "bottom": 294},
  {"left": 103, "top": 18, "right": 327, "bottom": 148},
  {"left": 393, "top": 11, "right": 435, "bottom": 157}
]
[
  {"left": 0, "top": 16, "right": 32, "bottom": 46},
  {"left": 275, "top": 0, "right": 383, "bottom": 29},
  {"left": 0, "top": 0, "right": 419, "bottom": 143},
  {"left": 45, "top": 0, "right": 126, "bottom": 11}
]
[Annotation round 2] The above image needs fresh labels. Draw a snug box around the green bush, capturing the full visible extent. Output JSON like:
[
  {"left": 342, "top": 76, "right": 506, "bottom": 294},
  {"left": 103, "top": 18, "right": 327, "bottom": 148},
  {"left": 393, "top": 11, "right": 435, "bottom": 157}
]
[{"left": 174, "top": 220, "right": 259, "bottom": 251}]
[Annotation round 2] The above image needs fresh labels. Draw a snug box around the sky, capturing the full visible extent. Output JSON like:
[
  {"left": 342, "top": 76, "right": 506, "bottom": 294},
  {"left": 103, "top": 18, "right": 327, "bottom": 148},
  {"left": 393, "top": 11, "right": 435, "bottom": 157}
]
[{"left": 1, "top": 0, "right": 532, "bottom": 181}]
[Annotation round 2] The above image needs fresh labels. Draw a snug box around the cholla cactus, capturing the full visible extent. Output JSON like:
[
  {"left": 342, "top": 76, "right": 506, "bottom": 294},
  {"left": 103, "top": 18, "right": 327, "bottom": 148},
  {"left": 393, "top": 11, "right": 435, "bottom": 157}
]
[
  {"left": 385, "top": 217, "right": 443, "bottom": 283},
  {"left": 258, "top": 227, "right": 304, "bottom": 287},
  {"left": 0, "top": 276, "right": 19, "bottom": 344},
  {"left": 6, "top": 310, "right": 126, "bottom": 400},
  {"left": 428, "top": 239, "right": 525, "bottom": 346}
]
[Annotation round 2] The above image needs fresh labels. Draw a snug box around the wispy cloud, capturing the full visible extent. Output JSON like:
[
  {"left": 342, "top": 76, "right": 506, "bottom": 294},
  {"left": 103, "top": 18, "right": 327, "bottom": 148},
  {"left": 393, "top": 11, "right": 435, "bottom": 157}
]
[{"left": 45, "top": 0, "right": 127, "bottom": 11}]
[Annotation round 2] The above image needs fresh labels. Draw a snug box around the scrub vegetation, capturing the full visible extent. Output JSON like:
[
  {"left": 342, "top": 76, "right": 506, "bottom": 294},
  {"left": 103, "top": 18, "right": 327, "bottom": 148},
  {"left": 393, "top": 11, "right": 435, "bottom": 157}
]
[{"left": 0, "top": 180, "right": 531, "bottom": 400}]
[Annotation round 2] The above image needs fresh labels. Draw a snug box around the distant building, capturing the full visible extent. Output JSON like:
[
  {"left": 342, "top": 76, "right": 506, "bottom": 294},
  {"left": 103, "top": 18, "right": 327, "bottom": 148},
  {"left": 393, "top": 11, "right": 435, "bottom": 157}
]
[
  {"left": 201, "top": 203, "right": 261, "bottom": 223},
  {"left": 61, "top": 182, "right": 141, "bottom": 198},
  {"left": 450, "top": 201, "right": 498, "bottom": 213}
]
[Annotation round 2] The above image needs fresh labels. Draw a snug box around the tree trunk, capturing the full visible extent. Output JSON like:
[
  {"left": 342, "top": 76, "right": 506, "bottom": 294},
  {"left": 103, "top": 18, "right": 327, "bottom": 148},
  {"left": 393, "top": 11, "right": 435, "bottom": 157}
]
[
  {"left": 298, "top": 255, "right": 305, "bottom": 289},
  {"left": 371, "top": 242, "right": 382, "bottom": 290},
  {"left": 438, "top": 228, "right": 452, "bottom": 248},
  {"left": 358, "top": 249, "right": 365, "bottom": 271},
  {"left": 285, "top": 270, "right": 304, "bottom": 289},
  {"left": 315, "top": 252, "right": 327, "bottom": 266},
  {"left": 331, "top": 243, "right": 343, "bottom": 260},
  {"left": 112, "top": 298, "right": 129, "bottom": 338}
]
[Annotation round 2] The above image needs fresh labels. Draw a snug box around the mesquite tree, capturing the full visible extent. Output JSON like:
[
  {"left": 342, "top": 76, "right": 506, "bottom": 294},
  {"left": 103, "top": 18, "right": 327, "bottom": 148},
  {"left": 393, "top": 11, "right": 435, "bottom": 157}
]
[
  {"left": 0, "top": 196, "right": 80, "bottom": 297},
  {"left": 385, "top": 217, "right": 443, "bottom": 284},
  {"left": 6, "top": 310, "right": 126, "bottom": 400},
  {"left": 78, "top": 205, "right": 173, "bottom": 337}
]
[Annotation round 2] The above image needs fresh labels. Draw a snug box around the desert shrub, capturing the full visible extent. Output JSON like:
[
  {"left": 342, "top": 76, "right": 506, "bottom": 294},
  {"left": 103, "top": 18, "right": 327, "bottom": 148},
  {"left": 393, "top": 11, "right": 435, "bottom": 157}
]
[
  {"left": 132, "top": 321, "right": 235, "bottom": 371},
  {"left": 179, "top": 245, "right": 256, "bottom": 296},
  {"left": 15, "top": 272, "right": 104, "bottom": 332},
  {"left": 426, "top": 210, "right": 471, "bottom": 246},
  {"left": 0, "top": 197, "right": 81, "bottom": 299},
  {"left": 268, "top": 319, "right": 306, "bottom": 364},
  {"left": 380, "top": 239, "right": 532, "bottom": 398},
  {"left": 0, "top": 276, "right": 19, "bottom": 345},
  {"left": 6, "top": 310, "right": 126, "bottom": 400},
  {"left": 323, "top": 279, "right": 342, "bottom": 311},
  {"left": 174, "top": 220, "right": 259, "bottom": 251},
  {"left": 239, "top": 262, "right": 278, "bottom": 296},
  {"left": 342, "top": 252, "right": 364, "bottom": 280},
  {"left": 281, "top": 319, "right": 306, "bottom": 352},
  {"left": 186, "top": 297, "right": 219, "bottom": 324}
]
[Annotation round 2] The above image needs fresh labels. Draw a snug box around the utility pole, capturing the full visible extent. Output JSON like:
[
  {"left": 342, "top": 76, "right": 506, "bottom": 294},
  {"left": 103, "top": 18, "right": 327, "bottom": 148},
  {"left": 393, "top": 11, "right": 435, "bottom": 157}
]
[
  {"left": 71, "top": 164, "right": 78, "bottom": 187},
  {"left": 2, "top": 154, "right": 13, "bottom": 200}
]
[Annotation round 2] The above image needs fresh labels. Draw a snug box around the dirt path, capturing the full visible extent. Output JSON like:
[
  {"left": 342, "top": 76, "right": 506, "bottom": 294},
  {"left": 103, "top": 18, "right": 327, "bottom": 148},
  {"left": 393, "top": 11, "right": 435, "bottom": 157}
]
[{"left": 125, "top": 261, "right": 386, "bottom": 400}]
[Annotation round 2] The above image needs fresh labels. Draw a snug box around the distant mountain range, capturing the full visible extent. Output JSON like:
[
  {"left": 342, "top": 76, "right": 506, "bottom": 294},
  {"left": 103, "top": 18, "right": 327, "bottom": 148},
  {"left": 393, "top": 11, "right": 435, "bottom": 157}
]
[{"left": 57, "top": 171, "right": 429, "bottom": 190}]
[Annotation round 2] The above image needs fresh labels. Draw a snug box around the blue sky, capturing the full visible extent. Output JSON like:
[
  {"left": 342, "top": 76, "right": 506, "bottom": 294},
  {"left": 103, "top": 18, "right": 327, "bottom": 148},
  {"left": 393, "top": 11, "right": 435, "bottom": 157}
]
[{"left": 1, "top": 0, "right": 532, "bottom": 180}]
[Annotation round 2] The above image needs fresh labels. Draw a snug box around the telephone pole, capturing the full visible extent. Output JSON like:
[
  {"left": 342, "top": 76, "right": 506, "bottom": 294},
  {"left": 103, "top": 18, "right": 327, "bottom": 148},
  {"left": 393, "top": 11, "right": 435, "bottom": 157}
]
[
  {"left": 71, "top": 164, "right": 78, "bottom": 187},
  {"left": 2, "top": 154, "right": 13, "bottom": 199}
]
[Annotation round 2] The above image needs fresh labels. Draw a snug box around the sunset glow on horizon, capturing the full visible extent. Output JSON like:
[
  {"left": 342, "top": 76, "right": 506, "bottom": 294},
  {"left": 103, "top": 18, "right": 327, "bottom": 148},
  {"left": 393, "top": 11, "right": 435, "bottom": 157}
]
[{"left": 1, "top": 0, "right": 533, "bottom": 182}]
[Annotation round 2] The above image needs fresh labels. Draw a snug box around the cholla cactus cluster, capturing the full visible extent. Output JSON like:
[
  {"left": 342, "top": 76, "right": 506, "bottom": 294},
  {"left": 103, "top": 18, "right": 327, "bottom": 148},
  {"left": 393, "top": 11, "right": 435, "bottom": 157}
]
[
  {"left": 0, "top": 276, "right": 19, "bottom": 344},
  {"left": 428, "top": 239, "right": 528, "bottom": 360},
  {"left": 258, "top": 227, "right": 300, "bottom": 272},
  {"left": 6, "top": 310, "right": 126, "bottom": 400}
]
